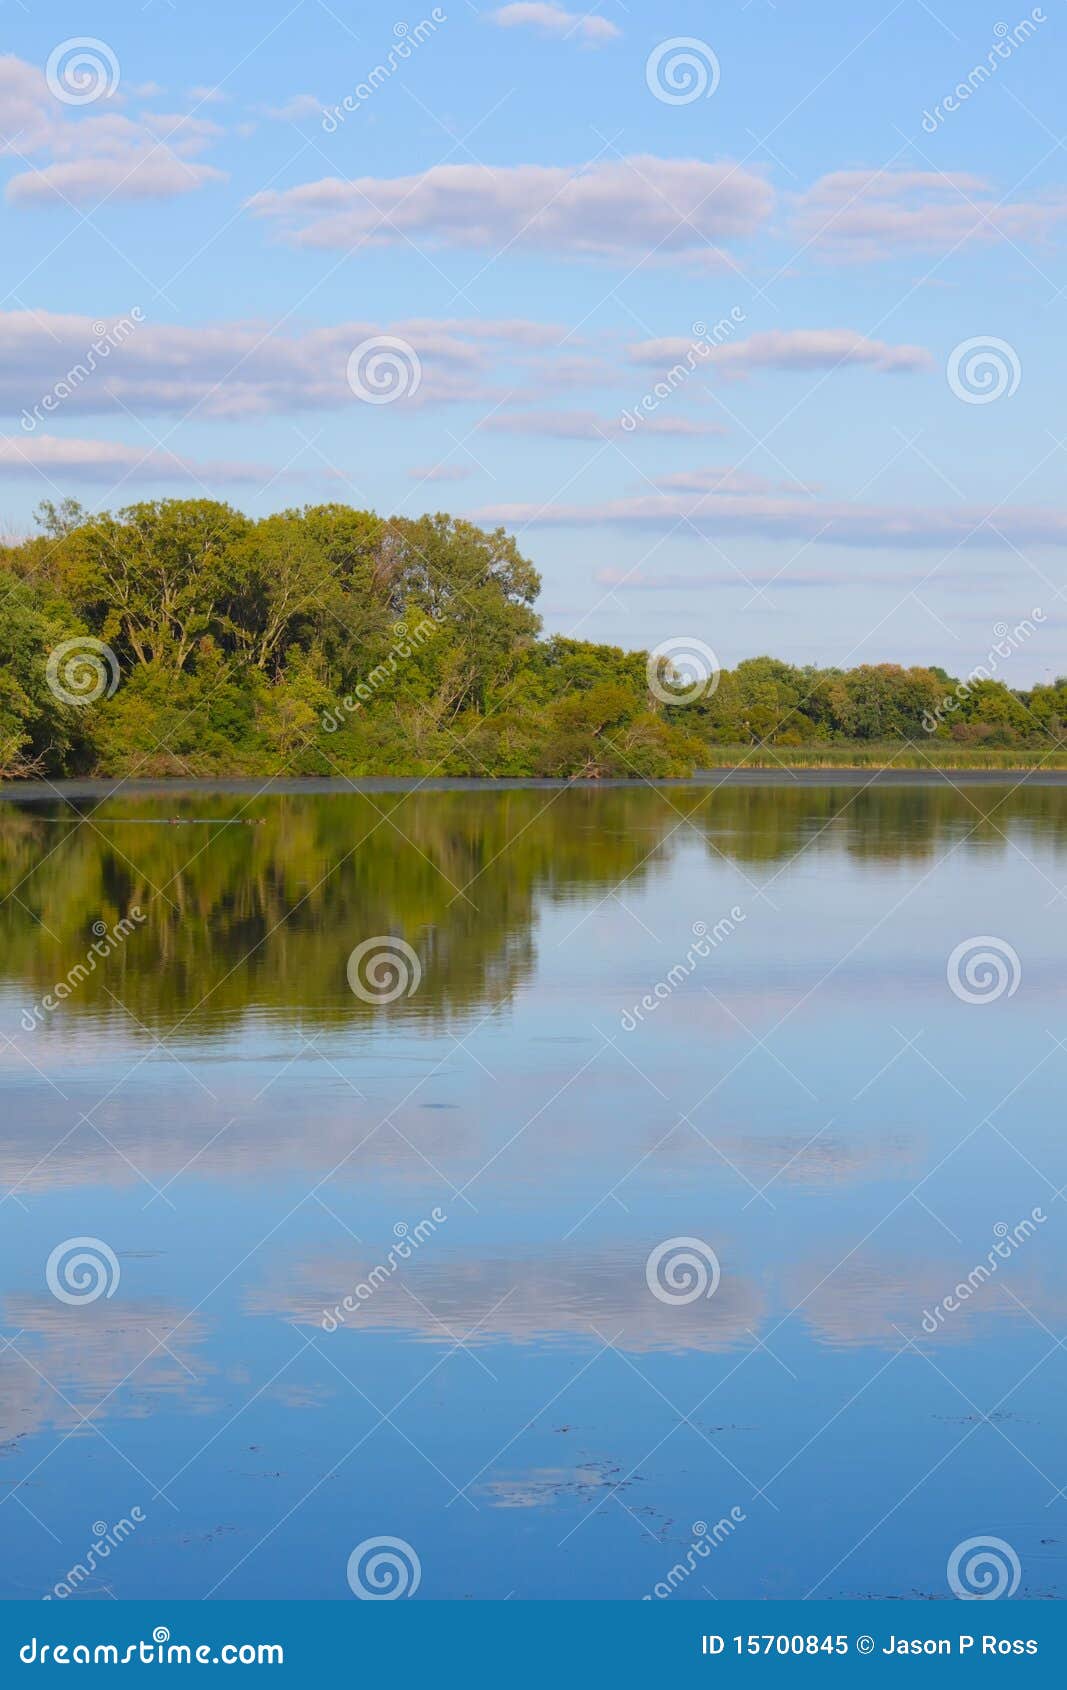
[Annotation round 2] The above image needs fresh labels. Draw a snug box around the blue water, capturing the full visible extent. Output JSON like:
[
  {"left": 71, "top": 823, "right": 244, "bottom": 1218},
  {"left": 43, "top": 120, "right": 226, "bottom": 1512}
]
[{"left": 0, "top": 781, "right": 1064, "bottom": 1600}]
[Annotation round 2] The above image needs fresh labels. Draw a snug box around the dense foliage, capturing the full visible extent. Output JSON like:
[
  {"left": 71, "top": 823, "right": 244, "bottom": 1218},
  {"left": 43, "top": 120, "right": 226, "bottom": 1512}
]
[{"left": 0, "top": 499, "right": 1063, "bottom": 778}]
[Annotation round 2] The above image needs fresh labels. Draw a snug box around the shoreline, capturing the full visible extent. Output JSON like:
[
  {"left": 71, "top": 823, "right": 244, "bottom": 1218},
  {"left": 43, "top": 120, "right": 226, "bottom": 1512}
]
[{"left": 5, "top": 767, "right": 1067, "bottom": 802}]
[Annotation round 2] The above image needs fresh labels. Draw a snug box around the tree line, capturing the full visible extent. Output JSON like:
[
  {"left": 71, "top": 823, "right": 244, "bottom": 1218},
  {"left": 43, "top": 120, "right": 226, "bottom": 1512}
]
[{"left": 0, "top": 498, "right": 1063, "bottom": 779}]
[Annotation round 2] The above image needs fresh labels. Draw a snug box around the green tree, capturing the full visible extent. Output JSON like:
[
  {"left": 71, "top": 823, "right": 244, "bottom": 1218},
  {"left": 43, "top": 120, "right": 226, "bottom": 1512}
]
[{"left": 54, "top": 499, "right": 251, "bottom": 671}]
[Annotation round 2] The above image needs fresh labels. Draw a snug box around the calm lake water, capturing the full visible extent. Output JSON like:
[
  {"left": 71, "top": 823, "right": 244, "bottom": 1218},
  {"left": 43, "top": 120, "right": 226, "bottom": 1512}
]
[{"left": 0, "top": 779, "right": 1064, "bottom": 1601}]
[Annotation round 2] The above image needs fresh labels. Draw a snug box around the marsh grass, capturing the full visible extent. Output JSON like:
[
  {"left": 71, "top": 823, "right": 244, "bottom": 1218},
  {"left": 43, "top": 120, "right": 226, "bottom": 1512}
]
[{"left": 700, "top": 743, "right": 1067, "bottom": 770}]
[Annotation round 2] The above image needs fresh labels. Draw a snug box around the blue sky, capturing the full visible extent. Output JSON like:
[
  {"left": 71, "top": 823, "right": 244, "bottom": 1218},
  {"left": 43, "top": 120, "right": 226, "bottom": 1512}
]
[{"left": 1, "top": 0, "right": 1064, "bottom": 681}]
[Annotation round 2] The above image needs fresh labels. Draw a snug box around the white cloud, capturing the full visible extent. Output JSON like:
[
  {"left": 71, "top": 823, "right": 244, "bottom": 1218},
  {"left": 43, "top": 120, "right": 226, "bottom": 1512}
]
[
  {"left": 403, "top": 316, "right": 569, "bottom": 346},
  {"left": 249, "top": 155, "right": 773, "bottom": 261},
  {"left": 0, "top": 308, "right": 564, "bottom": 419},
  {"left": 473, "top": 491, "right": 1067, "bottom": 550},
  {"left": 9, "top": 154, "right": 224, "bottom": 206},
  {"left": 409, "top": 463, "right": 476, "bottom": 482},
  {"left": 0, "top": 54, "right": 226, "bottom": 206},
  {"left": 653, "top": 466, "right": 811, "bottom": 495},
  {"left": 0, "top": 433, "right": 280, "bottom": 484},
  {"left": 623, "top": 415, "right": 729, "bottom": 439},
  {"left": 490, "top": 4, "right": 621, "bottom": 45},
  {"left": 485, "top": 409, "right": 611, "bottom": 440},
  {"left": 794, "top": 168, "right": 1067, "bottom": 261},
  {"left": 0, "top": 54, "right": 56, "bottom": 153},
  {"left": 596, "top": 563, "right": 1000, "bottom": 592},
  {"left": 484, "top": 409, "right": 727, "bottom": 439},
  {"left": 263, "top": 93, "right": 323, "bottom": 123},
  {"left": 628, "top": 328, "right": 931, "bottom": 376}
]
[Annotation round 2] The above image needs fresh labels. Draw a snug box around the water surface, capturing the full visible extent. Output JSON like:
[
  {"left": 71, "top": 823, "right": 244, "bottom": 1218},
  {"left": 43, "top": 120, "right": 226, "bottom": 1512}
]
[{"left": 0, "top": 781, "right": 1064, "bottom": 1600}]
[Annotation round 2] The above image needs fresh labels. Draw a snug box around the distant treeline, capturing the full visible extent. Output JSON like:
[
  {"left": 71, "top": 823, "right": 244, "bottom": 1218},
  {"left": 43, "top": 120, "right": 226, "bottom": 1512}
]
[{"left": 0, "top": 498, "right": 1063, "bottom": 779}]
